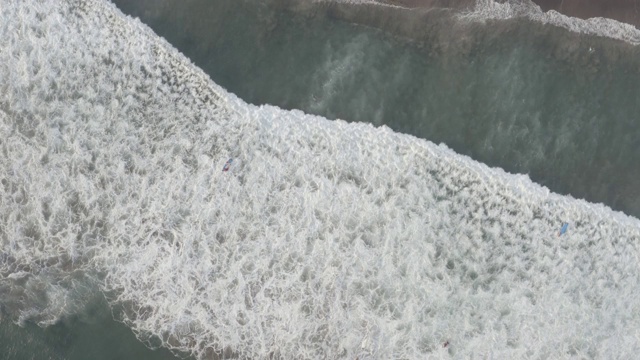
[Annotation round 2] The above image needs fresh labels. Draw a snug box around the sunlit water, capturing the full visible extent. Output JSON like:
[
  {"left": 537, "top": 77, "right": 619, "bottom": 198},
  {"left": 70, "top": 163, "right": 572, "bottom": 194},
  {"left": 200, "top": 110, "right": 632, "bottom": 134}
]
[{"left": 1, "top": 0, "right": 639, "bottom": 359}]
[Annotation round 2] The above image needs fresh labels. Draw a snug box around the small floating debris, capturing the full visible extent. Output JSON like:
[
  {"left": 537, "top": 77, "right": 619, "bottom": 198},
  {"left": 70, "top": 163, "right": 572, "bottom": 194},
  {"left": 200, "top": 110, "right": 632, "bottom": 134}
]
[
  {"left": 222, "top": 158, "right": 233, "bottom": 172},
  {"left": 558, "top": 222, "right": 569, "bottom": 236},
  {"left": 443, "top": 340, "right": 450, "bottom": 348}
]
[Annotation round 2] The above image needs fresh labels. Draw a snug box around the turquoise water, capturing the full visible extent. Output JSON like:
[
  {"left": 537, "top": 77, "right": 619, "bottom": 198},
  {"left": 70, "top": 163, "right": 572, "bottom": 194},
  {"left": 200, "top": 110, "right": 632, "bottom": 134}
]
[{"left": 1, "top": 0, "right": 639, "bottom": 359}]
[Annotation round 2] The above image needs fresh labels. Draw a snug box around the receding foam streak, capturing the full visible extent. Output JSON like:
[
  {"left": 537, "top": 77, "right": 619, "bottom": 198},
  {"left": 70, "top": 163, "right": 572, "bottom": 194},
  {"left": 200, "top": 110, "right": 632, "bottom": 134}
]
[
  {"left": 1, "top": 0, "right": 640, "bottom": 359},
  {"left": 460, "top": 0, "right": 640, "bottom": 45}
]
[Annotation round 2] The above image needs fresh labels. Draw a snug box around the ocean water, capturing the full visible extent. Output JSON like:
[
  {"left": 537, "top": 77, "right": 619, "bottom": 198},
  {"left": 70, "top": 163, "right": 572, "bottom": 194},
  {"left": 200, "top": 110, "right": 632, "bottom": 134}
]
[
  {"left": 1, "top": 0, "right": 639, "bottom": 359},
  {"left": 112, "top": 0, "right": 640, "bottom": 218}
]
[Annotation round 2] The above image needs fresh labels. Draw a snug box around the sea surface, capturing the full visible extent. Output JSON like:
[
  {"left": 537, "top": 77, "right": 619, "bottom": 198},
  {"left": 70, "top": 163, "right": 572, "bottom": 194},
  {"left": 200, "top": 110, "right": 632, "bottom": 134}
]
[{"left": 1, "top": 0, "right": 639, "bottom": 359}]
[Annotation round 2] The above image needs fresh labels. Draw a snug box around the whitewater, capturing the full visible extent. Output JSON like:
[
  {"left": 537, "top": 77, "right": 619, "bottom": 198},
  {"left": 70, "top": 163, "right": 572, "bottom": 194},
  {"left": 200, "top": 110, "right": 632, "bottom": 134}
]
[
  {"left": 1, "top": 0, "right": 639, "bottom": 359},
  {"left": 310, "top": 0, "right": 640, "bottom": 45}
]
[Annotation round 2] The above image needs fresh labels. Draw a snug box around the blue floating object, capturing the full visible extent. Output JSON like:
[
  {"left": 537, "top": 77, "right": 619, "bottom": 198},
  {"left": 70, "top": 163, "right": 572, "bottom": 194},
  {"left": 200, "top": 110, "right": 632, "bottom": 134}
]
[
  {"left": 558, "top": 222, "right": 569, "bottom": 236},
  {"left": 222, "top": 158, "right": 233, "bottom": 172}
]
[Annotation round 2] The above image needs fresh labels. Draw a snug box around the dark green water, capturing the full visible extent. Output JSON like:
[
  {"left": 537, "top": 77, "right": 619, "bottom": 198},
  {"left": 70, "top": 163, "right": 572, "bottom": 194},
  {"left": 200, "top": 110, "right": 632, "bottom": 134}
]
[
  {"left": 3, "top": 0, "right": 639, "bottom": 358},
  {"left": 0, "top": 297, "right": 184, "bottom": 360}
]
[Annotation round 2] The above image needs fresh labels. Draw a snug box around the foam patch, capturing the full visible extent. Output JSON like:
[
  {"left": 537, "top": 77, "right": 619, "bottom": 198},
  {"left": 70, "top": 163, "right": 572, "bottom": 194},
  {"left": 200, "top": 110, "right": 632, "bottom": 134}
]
[{"left": 460, "top": 0, "right": 640, "bottom": 45}]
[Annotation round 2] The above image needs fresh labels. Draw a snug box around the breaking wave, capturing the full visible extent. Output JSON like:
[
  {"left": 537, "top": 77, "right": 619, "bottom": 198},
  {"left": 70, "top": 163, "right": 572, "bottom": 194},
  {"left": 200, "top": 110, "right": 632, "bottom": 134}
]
[
  {"left": 314, "top": 0, "right": 640, "bottom": 45},
  {"left": 1, "top": 0, "right": 640, "bottom": 359},
  {"left": 460, "top": 0, "right": 640, "bottom": 45}
]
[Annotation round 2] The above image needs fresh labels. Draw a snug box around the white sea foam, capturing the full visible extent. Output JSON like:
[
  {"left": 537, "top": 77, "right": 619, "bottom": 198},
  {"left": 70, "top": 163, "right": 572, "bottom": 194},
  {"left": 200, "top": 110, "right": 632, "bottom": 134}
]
[
  {"left": 317, "top": 0, "right": 640, "bottom": 45},
  {"left": 459, "top": 0, "right": 640, "bottom": 45},
  {"left": 312, "top": 0, "right": 402, "bottom": 8},
  {"left": 1, "top": 0, "right": 640, "bottom": 359}
]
